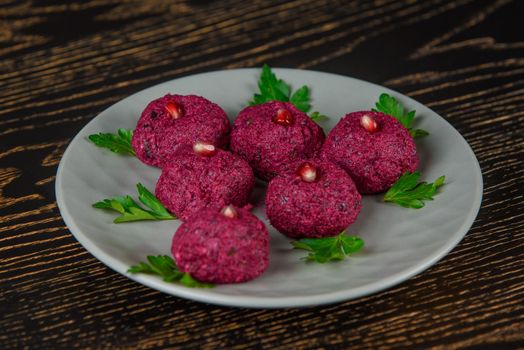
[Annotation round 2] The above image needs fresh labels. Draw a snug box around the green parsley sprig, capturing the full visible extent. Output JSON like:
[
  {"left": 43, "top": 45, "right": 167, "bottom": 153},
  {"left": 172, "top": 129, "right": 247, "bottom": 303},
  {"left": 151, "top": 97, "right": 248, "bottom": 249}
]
[
  {"left": 88, "top": 128, "right": 135, "bottom": 155},
  {"left": 93, "top": 183, "right": 176, "bottom": 223},
  {"left": 128, "top": 255, "right": 213, "bottom": 288},
  {"left": 373, "top": 93, "right": 429, "bottom": 138},
  {"left": 309, "top": 111, "right": 328, "bottom": 122},
  {"left": 292, "top": 231, "right": 364, "bottom": 263},
  {"left": 384, "top": 171, "right": 445, "bottom": 209},
  {"left": 250, "top": 64, "right": 327, "bottom": 123}
]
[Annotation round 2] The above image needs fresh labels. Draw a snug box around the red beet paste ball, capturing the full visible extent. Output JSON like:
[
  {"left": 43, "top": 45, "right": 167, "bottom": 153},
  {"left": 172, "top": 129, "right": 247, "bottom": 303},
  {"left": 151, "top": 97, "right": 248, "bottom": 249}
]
[
  {"left": 266, "top": 160, "right": 361, "bottom": 239},
  {"left": 155, "top": 142, "right": 254, "bottom": 221},
  {"left": 321, "top": 111, "right": 419, "bottom": 194},
  {"left": 132, "top": 94, "right": 230, "bottom": 167},
  {"left": 172, "top": 205, "right": 269, "bottom": 283},
  {"left": 230, "top": 101, "right": 325, "bottom": 181}
]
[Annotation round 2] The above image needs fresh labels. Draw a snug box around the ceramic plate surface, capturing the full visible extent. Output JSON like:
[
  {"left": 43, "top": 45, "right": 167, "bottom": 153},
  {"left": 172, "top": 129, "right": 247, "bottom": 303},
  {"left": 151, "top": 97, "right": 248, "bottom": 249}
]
[{"left": 56, "top": 68, "right": 483, "bottom": 308}]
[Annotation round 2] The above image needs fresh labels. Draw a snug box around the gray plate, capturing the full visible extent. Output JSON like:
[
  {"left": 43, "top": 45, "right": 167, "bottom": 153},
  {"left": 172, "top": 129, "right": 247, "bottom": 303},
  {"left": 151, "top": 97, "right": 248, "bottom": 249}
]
[{"left": 56, "top": 68, "right": 483, "bottom": 308}]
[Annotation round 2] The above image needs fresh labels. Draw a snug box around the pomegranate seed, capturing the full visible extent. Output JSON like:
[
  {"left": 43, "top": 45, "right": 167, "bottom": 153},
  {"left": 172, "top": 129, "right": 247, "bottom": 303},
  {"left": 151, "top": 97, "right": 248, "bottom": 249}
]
[
  {"left": 193, "top": 141, "right": 216, "bottom": 156},
  {"left": 165, "top": 102, "right": 183, "bottom": 119},
  {"left": 272, "top": 108, "right": 294, "bottom": 126},
  {"left": 360, "top": 114, "right": 379, "bottom": 133},
  {"left": 296, "top": 162, "right": 317, "bottom": 183},
  {"left": 221, "top": 205, "right": 237, "bottom": 219}
]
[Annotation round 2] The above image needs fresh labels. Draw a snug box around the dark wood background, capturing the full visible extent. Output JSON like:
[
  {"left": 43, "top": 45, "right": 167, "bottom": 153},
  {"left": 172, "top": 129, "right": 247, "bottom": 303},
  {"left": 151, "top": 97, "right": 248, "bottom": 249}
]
[{"left": 1, "top": 0, "right": 523, "bottom": 349}]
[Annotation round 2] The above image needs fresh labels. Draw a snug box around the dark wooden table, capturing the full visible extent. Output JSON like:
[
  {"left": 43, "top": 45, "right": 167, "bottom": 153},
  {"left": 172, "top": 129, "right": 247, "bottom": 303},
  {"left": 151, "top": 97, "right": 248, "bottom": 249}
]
[{"left": 1, "top": 0, "right": 523, "bottom": 349}]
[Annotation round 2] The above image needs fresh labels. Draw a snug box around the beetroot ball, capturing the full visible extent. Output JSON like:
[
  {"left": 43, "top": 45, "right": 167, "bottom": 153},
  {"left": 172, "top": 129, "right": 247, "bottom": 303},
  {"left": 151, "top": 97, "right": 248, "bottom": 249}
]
[
  {"left": 230, "top": 101, "right": 325, "bottom": 181},
  {"left": 132, "top": 94, "right": 230, "bottom": 167},
  {"left": 321, "top": 111, "right": 419, "bottom": 194},
  {"left": 265, "top": 160, "right": 361, "bottom": 239},
  {"left": 172, "top": 205, "right": 269, "bottom": 283},
  {"left": 155, "top": 142, "right": 254, "bottom": 221}
]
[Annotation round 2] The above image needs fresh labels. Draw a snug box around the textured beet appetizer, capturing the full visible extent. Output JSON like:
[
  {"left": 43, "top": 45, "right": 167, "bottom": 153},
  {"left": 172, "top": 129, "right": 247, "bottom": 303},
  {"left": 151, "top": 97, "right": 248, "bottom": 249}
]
[
  {"left": 155, "top": 142, "right": 254, "bottom": 221},
  {"left": 265, "top": 160, "right": 361, "bottom": 239},
  {"left": 321, "top": 111, "right": 419, "bottom": 194},
  {"left": 132, "top": 94, "right": 230, "bottom": 167},
  {"left": 172, "top": 205, "right": 270, "bottom": 283},
  {"left": 230, "top": 101, "right": 325, "bottom": 181}
]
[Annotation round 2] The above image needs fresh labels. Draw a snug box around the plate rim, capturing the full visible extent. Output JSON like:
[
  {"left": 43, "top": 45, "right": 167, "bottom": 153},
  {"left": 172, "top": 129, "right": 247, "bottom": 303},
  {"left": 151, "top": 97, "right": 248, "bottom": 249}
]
[{"left": 55, "top": 67, "right": 483, "bottom": 308}]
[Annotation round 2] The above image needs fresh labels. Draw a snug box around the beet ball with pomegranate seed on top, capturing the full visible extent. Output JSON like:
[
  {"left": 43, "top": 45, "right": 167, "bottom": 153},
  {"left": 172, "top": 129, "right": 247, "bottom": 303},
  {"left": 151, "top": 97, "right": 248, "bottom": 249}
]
[
  {"left": 172, "top": 205, "right": 269, "bottom": 283},
  {"left": 321, "top": 111, "right": 419, "bottom": 194},
  {"left": 132, "top": 94, "right": 230, "bottom": 167},
  {"left": 155, "top": 142, "right": 254, "bottom": 221},
  {"left": 230, "top": 101, "right": 325, "bottom": 181},
  {"left": 265, "top": 160, "right": 362, "bottom": 239}
]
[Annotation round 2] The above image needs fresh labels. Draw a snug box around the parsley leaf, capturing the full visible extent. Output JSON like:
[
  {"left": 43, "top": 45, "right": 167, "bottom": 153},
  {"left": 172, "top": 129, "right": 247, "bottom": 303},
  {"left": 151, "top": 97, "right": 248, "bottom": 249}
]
[
  {"left": 373, "top": 93, "right": 429, "bottom": 138},
  {"left": 128, "top": 255, "right": 213, "bottom": 288},
  {"left": 250, "top": 64, "right": 327, "bottom": 123},
  {"left": 292, "top": 231, "right": 364, "bottom": 263},
  {"left": 88, "top": 128, "right": 135, "bottom": 155},
  {"left": 290, "top": 85, "right": 311, "bottom": 112},
  {"left": 93, "top": 183, "right": 176, "bottom": 223},
  {"left": 250, "top": 64, "right": 291, "bottom": 105},
  {"left": 309, "top": 111, "right": 328, "bottom": 122},
  {"left": 179, "top": 273, "right": 214, "bottom": 288},
  {"left": 384, "top": 171, "right": 445, "bottom": 209},
  {"left": 409, "top": 129, "right": 430, "bottom": 138},
  {"left": 373, "top": 93, "right": 413, "bottom": 127},
  {"left": 136, "top": 183, "right": 173, "bottom": 220}
]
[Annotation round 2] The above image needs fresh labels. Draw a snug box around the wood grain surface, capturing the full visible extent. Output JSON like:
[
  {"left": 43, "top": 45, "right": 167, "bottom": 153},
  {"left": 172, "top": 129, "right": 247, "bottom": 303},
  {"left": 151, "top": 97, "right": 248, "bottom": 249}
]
[{"left": 1, "top": 0, "right": 523, "bottom": 349}]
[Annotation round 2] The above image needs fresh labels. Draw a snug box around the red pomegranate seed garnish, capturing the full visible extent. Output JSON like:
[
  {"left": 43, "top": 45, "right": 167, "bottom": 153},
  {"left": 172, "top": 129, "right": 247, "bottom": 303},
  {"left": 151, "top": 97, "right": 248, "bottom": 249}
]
[
  {"left": 221, "top": 205, "right": 237, "bottom": 219},
  {"left": 272, "top": 108, "right": 294, "bottom": 126},
  {"left": 296, "top": 162, "right": 318, "bottom": 183},
  {"left": 165, "top": 101, "right": 183, "bottom": 119},
  {"left": 360, "top": 114, "right": 379, "bottom": 133},
  {"left": 193, "top": 141, "right": 216, "bottom": 156}
]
